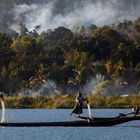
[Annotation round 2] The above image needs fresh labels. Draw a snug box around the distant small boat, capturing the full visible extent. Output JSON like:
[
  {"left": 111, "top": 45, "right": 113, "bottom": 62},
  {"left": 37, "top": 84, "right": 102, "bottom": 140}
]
[{"left": 0, "top": 116, "right": 140, "bottom": 127}]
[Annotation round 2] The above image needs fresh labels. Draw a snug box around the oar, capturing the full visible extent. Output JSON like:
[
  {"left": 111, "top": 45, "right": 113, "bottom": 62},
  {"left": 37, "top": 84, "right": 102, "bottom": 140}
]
[
  {"left": 0, "top": 94, "right": 7, "bottom": 123},
  {"left": 87, "top": 103, "right": 93, "bottom": 119}
]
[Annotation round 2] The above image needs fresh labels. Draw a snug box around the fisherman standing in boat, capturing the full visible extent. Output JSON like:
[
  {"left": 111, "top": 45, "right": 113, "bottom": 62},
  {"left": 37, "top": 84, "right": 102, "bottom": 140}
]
[{"left": 70, "top": 92, "right": 89, "bottom": 117}]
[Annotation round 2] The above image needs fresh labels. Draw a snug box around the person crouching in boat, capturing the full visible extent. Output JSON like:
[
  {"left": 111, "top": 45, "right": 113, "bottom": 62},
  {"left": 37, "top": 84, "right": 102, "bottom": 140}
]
[
  {"left": 132, "top": 107, "right": 140, "bottom": 116},
  {"left": 70, "top": 92, "right": 89, "bottom": 117}
]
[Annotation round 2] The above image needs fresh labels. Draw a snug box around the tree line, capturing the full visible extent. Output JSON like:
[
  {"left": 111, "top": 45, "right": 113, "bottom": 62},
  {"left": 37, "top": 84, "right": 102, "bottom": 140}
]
[{"left": 0, "top": 18, "right": 140, "bottom": 95}]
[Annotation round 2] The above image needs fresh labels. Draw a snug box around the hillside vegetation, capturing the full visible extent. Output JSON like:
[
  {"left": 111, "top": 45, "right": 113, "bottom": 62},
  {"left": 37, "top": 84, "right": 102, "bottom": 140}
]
[{"left": 0, "top": 18, "right": 140, "bottom": 95}]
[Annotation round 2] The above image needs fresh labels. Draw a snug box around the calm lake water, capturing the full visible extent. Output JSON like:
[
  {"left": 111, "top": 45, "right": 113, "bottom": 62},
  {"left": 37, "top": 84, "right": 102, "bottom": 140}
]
[{"left": 0, "top": 109, "right": 140, "bottom": 140}]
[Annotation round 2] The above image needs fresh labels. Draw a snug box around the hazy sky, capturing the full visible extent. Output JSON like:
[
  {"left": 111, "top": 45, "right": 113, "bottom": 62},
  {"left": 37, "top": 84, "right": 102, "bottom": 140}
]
[{"left": 0, "top": 0, "right": 140, "bottom": 32}]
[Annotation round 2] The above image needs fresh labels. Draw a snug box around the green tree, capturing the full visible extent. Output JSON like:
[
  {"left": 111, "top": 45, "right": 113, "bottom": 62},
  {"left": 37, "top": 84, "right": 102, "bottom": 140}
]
[
  {"left": 18, "top": 23, "right": 28, "bottom": 37},
  {"left": 11, "top": 36, "right": 40, "bottom": 66},
  {"left": 0, "top": 33, "right": 13, "bottom": 67},
  {"left": 65, "top": 49, "right": 89, "bottom": 86}
]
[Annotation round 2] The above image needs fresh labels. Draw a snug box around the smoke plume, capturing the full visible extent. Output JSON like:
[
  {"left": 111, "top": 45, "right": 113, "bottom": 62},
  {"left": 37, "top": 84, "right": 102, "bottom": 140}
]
[{"left": 9, "top": 0, "right": 140, "bottom": 32}]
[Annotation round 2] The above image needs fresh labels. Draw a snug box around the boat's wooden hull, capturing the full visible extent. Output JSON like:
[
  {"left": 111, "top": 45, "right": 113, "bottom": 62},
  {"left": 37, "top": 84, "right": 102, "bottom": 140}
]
[{"left": 0, "top": 116, "right": 140, "bottom": 127}]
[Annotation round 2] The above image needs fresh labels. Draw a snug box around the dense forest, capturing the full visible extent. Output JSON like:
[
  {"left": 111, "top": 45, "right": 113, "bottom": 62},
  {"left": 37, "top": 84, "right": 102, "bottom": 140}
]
[{"left": 0, "top": 18, "right": 140, "bottom": 96}]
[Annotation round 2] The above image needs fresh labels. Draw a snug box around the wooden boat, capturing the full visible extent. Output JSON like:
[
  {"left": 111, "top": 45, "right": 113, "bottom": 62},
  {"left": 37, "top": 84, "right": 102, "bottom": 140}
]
[{"left": 0, "top": 116, "right": 140, "bottom": 127}]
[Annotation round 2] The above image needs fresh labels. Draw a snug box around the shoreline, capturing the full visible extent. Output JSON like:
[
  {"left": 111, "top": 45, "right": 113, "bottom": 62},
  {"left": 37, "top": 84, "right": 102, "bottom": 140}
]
[{"left": 1, "top": 94, "right": 140, "bottom": 109}]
